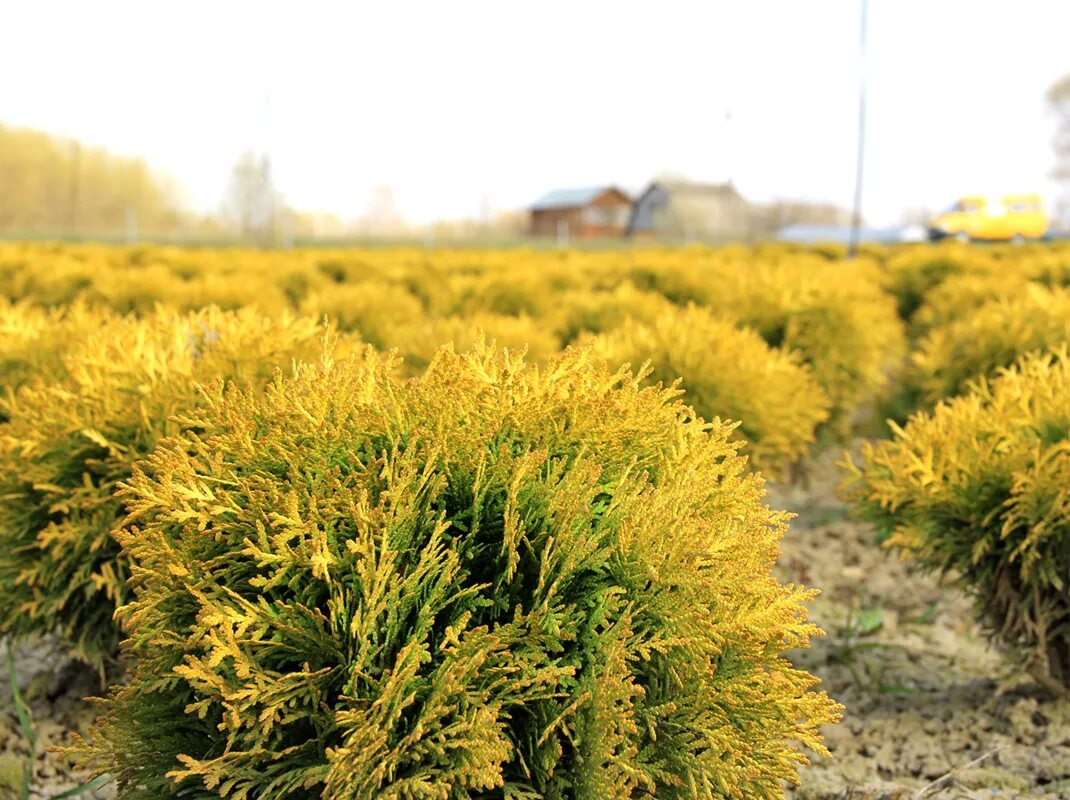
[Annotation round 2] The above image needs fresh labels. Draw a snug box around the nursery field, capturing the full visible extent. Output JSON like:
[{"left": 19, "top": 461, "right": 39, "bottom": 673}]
[{"left": 0, "top": 240, "right": 1069, "bottom": 799}]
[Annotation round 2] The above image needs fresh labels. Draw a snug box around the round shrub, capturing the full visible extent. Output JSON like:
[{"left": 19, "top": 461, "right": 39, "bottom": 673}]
[
  {"left": 882, "top": 244, "right": 998, "bottom": 321},
  {"left": 171, "top": 272, "right": 294, "bottom": 317},
  {"left": 81, "top": 344, "right": 840, "bottom": 799},
  {"left": 1019, "top": 243, "right": 1070, "bottom": 288},
  {"left": 0, "top": 300, "right": 112, "bottom": 420},
  {"left": 443, "top": 253, "right": 597, "bottom": 320},
  {"left": 910, "top": 271, "right": 1034, "bottom": 334},
  {"left": 842, "top": 348, "right": 1070, "bottom": 696},
  {"left": 905, "top": 284, "right": 1070, "bottom": 409},
  {"left": 545, "top": 282, "right": 676, "bottom": 344},
  {"left": 702, "top": 257, "right": 906, "bottom": 438},
  {"left": 82, "top": 262, "right": 190, "bottom": 314},
  {"left": 0, "top": 306, "right": 334, "bottom": 670},
  {"left": 588, "top": 305, "right": 830, "bottom": 477},
  {"left": 380, "top": 311, "right": 561, "bottom": 375},
  {"left": 300, "top": 280, "right": 425, "bottom": 349},
  {"left": 0, "top": 245, "right": 101, "bottom": 307}
]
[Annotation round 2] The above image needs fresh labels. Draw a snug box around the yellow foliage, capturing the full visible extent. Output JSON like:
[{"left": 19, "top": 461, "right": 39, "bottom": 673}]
[
  {"left": 0, "top": 299, "right": 111, "bottom": 418},
  {"left": 702, "top": 256, "right": 906, "bottom": 435},
  {"left": 300, "top": 280, "right": 426, "bottom": 348},
  {"left": 544, "top": 282, "right": 676, "bottom": 343},
  {"left": 77, "top": 343, "right": 840, "bottom": 798},
  {"left": 0, "top": 306, "right": 340, "bottom": 668},
  {"left": 882, "top": 243, "right": 1000, "bottom": 320},
  {"left": 842, "top": 348, "right": 1070, "bottom": 694},
  {"left": 381, "top": 312, "right": 561, "bottom": 374},
  {"left": 911, "top": 271, "right": 1035, "bottom": 333},
  {"left": 906, "top": 284, "right": 1070, "bottom": 406},
  {"left": 589, "top": 305, "right": 830, "bottom": 476}
]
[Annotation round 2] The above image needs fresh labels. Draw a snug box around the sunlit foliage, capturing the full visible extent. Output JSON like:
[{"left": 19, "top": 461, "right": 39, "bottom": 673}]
[
  {"left": 77, "top": 343, "right": 841, "bottom": 799},
  {"left": 843, "top": 348, "right": 1070, "bottom": 696}
]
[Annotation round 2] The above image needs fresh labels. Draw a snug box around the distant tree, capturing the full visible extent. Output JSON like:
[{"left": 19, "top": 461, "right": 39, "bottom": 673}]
[
  {"left": 287, "top": 210, "right": 349, "bottom": 241},
  {"left": 751, "top": 200, "right": 852, "bottom": 236},
  {"left": 353, "top": 185, "right": 407, "bottom": 237},
  {"left": 0, "top": 124, "right": 184, "bottom": 236},
  {"left": 1049, "top": 74, "right": 1070, "bottom": 230},
  {"left": 223, "top": 150, "right": 283, "bottom": 243}
]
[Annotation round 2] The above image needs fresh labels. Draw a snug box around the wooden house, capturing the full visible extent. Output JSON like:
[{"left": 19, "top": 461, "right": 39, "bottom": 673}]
[
  {"left": 529, "top": 186, "right": 632, "bottom": 238},
  {"left": 627, "top": 180, "right": 751, "bottom": 242}
]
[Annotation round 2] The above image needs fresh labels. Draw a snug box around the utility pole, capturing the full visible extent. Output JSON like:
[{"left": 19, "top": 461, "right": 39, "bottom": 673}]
[{"left": 848, "top": 0, "right": 869, "bottom": 258}]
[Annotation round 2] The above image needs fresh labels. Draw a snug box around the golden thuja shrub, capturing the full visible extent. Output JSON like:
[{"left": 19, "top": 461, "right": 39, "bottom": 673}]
[
  {"left": 842, "top": 348, "right": 1070, "bottom": 695},
  {"left": 0, "top": 245, "right": 102, "bottom": 306},
  {"left": 910, "top": 271, "right": 1035, "bottom": 334},
  {"left": 882, "top": 243, "right": 999, "bottom": 322},
  {"left": 904, "top": 284, "right": 1070, "bottom": 409},
  {"left": 0, "top": 300, "right": 113, "bottom": 419},
  {"left": 300, "top": 280, "right": 426, "bottom": 349},
  {"left": 380, "top": 311, "right": 561, "bottom": 375},
  {"left": 78, "top": 343, "right": 840, "bottom": 799},
  {"left": 1018, "top": 242, "right": 1070, "bottom": 287},
  {"left": 589, "top": 305, "right": 830, "bottom": 476},
  {"left": 0, "top": 307, "right": 335, "bottom": 670},
  {"left": 704, "top": 257, "right": 906, "bottom": 437},
  {"left": 169, "top": 271, "right": 294, "bottom": 317},
  {"left": 81, "top": 262, "right": 191, "bottom": 314},
  {"left": 444, "top": 251, "right": 601, "bottom": 318},
  {"left": 544, "top": 282, "right": 676, "bottom": 344}
]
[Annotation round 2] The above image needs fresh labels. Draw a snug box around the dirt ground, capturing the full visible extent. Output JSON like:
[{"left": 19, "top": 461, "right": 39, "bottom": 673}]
[
  {"left": 0, "top": 638, "right": 112, "bottom": 799},
  {"left": 771, "top": 454, "right": 1070, "bottom": 800},
  {"left": 0, "top": 453, "right": 1067, "bottom": 799}
]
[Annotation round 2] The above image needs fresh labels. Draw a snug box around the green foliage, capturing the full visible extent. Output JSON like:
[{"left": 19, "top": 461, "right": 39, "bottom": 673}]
[
  {"left": 78, "top": 344, "right": 840, "bottom": 799},
  {"left": 0, "top": 307, "right": 333, "bottom": 670},
  {"left": 6, "top": 649, "right": 35, "bottom": 800},
  {"left": 842, "top": 348, "right": 1070, "bottom": 695},
  {"left": 590, "top": 304, "right": 831, "bottom": 476}
]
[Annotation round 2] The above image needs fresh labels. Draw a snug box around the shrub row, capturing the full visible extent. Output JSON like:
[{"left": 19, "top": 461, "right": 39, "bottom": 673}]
[
  {"left": 843, "top": 347, "right": 1070, "bottom": 695},
  {"left": 588, "top": 304, "right": 830, "bottom": 477},
  {"left": 0, "top": 307, "right": 336, "bottom": 669},
  {"left": 53, "top": 343, "right": 840, "bottom": 798}
]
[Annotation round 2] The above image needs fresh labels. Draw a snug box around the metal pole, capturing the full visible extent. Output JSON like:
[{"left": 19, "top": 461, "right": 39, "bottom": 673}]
[{"left": 848, "top": 0, "right": 868, "bottom": 258}]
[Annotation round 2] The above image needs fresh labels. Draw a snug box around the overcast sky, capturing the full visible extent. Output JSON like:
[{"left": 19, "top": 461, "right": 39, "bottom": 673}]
[{"left": 3, "top": 0, "right": 1068, "bottom": 225}]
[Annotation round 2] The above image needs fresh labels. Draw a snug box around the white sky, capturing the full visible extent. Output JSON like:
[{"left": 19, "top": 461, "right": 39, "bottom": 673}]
[{"left": 3, "top": 0, "right": 1068, "bottom": 225}]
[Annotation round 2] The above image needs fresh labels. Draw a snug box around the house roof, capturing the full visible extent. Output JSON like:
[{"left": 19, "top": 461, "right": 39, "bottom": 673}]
[
  {"left": 644, "top": 180, "right": 743, "bottom": 200},
  {"left": 531, "top": 186, "right": 626, "bottom": 211}
]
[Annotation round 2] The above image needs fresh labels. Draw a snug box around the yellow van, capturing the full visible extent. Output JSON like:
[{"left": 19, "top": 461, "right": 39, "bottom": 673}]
[{"left": 928, "top": 194, "right": 1049, "bottom": 242}]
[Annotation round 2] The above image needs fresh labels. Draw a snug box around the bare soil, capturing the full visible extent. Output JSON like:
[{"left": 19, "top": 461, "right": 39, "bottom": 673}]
[{"left": 772, "top": 454, "right": 1070, "bottom": 800}]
